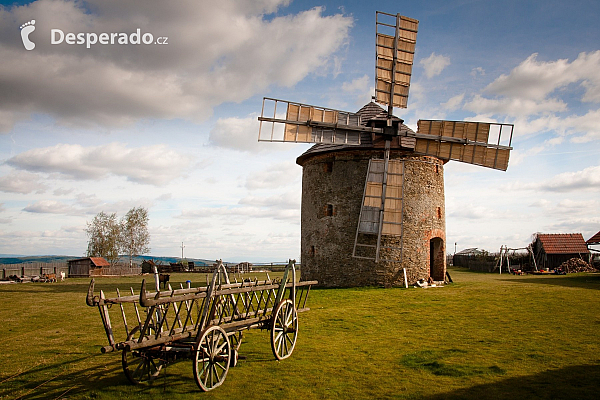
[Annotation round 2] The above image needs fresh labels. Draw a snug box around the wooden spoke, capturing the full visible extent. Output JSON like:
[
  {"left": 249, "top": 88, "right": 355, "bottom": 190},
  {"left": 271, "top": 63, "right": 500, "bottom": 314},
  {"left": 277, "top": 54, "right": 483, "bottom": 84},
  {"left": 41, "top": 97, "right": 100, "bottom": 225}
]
[
  {"left": 193, "top": 326, "right": 230, "bottom": 392},
  {"left": 271, "top": 299, "right": 298, "bottom": 360},
  {"left": 122, "top": 326, "right": 163, "bottom": 385}
]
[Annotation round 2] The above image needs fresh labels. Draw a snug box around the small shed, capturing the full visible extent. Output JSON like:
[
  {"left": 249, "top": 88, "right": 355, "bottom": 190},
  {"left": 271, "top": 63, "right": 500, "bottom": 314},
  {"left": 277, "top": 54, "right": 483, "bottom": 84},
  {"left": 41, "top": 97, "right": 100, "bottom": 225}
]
[
  {"left": 68, "top": 257, "right": 110, "bottom": 277},
  {"left": 532, "top": 233, "right": 590, "bottom": 270}
]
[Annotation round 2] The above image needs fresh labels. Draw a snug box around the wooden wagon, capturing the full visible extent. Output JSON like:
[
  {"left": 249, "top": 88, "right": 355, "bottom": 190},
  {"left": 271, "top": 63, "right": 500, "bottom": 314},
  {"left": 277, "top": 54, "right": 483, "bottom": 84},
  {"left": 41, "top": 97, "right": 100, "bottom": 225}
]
[{"left": 86, "top": 259, "right": 317, "bottom": 391}]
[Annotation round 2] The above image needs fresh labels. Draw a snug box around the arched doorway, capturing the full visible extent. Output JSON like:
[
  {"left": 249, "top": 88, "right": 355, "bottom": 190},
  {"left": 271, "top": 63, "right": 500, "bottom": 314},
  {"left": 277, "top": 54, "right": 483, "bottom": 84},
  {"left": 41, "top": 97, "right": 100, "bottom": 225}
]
[{"left": 429, "top": 237, "right": 445, "bottom": 281}]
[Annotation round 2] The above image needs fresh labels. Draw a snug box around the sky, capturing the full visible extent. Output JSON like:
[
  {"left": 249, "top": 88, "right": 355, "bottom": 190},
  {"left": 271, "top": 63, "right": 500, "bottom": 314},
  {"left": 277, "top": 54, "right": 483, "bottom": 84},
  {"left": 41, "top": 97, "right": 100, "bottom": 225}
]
[{"left": 0, "top": 0, "right": 599, "bottom": 261}]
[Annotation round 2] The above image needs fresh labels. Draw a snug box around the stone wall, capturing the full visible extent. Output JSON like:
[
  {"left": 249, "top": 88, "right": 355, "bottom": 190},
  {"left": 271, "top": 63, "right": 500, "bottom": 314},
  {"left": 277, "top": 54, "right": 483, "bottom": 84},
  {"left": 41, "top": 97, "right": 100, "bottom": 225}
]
[{"left": 300, "top": 150, "right": 446, "bottom": 287}]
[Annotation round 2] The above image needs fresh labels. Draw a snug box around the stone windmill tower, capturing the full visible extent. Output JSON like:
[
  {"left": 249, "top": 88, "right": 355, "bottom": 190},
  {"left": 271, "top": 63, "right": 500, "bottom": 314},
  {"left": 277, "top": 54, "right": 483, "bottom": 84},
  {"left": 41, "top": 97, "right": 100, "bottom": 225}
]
[{"left": 257, "top": 12, "right": 514, "bottom": 287}]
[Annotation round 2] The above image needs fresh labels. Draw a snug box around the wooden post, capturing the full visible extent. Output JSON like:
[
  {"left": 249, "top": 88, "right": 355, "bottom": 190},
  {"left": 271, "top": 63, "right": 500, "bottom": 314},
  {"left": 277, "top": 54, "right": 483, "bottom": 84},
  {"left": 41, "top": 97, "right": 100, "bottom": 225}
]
[
  {"left": 116, "top": 288, "right": 129, "bottom": 337},
  {"left": 153, "top": 265, "right": 160, "bottom": 292}
]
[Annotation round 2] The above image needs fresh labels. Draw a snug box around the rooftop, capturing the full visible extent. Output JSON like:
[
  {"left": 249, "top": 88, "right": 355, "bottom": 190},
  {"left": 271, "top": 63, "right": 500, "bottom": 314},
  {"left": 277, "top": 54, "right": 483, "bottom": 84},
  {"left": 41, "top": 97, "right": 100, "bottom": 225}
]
[
  {"left": 586, "top": 230, "right": 600, "bottom": 245},
  {"left": 537, "top": 233, "right": 589, "bottom": 254},
  {"left": 296, "top": 102, "right": 415, "bottom": 165}
]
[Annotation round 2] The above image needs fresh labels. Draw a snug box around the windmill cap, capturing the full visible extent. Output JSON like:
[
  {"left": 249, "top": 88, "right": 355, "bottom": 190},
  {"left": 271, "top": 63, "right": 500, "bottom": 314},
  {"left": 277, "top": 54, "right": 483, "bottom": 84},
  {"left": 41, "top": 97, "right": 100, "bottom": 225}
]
[{"left": 296, "top": 102, "right": 415, "bottom": 166}]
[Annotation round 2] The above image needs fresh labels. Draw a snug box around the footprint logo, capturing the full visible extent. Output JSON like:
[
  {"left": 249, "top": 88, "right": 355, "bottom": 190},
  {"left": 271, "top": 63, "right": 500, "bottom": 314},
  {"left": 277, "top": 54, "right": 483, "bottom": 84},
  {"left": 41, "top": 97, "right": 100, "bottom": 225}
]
[{"left": 20, "top": 19, "right": 36, "bottom": 50}]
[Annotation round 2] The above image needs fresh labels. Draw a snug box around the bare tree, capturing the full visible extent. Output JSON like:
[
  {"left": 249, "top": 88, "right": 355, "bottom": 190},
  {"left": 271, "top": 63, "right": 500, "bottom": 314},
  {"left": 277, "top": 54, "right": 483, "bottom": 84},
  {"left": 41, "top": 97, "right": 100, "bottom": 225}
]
[
  {"left": 121, "top": 207, "right": 151, "bottom": 266},
  {"left": 86, "top": 211, "right": 121, "bottom": 266}
]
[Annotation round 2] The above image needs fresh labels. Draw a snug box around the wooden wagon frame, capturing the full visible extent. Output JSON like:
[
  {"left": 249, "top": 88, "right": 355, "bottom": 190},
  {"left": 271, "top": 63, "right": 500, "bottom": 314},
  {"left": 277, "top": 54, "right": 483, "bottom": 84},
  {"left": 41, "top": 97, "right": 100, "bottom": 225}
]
[{"left": 86, "top": 259, "right": 317, "bottom": 391}]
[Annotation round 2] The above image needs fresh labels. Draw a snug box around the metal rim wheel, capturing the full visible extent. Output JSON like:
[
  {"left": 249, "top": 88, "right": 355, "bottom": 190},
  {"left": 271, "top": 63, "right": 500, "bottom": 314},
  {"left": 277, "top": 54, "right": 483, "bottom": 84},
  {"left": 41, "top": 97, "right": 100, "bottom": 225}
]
[
  {"left": 271, "top": 299, "right": 298, "bottom": 360},
  {"left": 122, "top": 326, "right": 163, "bottom": 385},
  {"left": 193, "top": 325, "right": 231, "bottom": 392}
]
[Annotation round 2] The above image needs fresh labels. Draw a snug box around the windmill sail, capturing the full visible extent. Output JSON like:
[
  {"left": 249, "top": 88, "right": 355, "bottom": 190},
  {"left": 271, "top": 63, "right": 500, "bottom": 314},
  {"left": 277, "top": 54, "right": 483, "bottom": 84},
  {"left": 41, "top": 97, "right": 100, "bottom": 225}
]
[
  {"left": 375, "top": 12, "right": 419, "bottom": 109},
  {"left": 258, "top": 98, "right": 374, "bottom": 145},
  {"left": 414, "top": 120, "right": 514, "bottom": 171},
  {"left": 353, "top": 158, "right": 404, "bottom": 263}
]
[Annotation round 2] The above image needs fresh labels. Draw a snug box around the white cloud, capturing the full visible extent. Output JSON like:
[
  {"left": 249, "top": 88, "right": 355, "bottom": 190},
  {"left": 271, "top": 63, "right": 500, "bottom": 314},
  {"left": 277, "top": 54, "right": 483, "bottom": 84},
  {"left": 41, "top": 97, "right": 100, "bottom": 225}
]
[
  {"left": 529, "top": 199, "right": 551, "bottom": 208},
  {"left": 441, "top": 93, "right": 464, "bottom": 111},
  {"left": 23, "top": 200, "right": 74, "bottom": 214},
  {"left": 245, "top": 161, "right": 300, "bottom": 189},
  {"left": 556, "top": 198, "right": 598, "bottom": 210},
  {"left": 7, "top": 142, "right": 193, "bottom": 185},
  {"left": 563, "top": 108, "right": 600, "bottom": 142},
  {"left": 342, "top": 74, "right": 370, "bottom": 93},
  {"left": 507, "top": 165, "right": 600, "bottom": 192},
  {"left": 53, "top": 187, "right": 74, "bottom": 196},
  {"left": 177, "top": 204, "right": 299, "bottom": 223},
  {"left": 0, "top": 170, "right": 48, "bottom": 194},
  {"left": 0, "top": 1, "right": 353, "bottom": 132},
  {"left": 175, "top": 190, "right": 300, "bottom": 225},
  {"left": 238, "top": 191, "right": 299, "bottom": 209},
  {"left": 470, "top": 67, "right": 485, "bottom": 77},
  {"left": 22, "top": 196, "right": 154, "bottom": 216},
  {"left": 538, "top": 165, "right": 600, "bottom": 192},
  {"left": 209, "top": 116, "right": 262, "bottom": 152},
  {"left": 484, "top": 52, "right": 600, "bottom": 102},
  {"left": 340, "top": 74, "right": 373, "bottom": 106},
  {"left": 461, "top": 52, "right": 600, "bottom": 144},
  {"left": 449, "top": 204, "right": 494, "bottom": 220},
  {"left": 420, "top": 52, "right": 450, "bottom": 78},
  {"left": 464, "top": 94, "right": 566, "bottom": 117}
]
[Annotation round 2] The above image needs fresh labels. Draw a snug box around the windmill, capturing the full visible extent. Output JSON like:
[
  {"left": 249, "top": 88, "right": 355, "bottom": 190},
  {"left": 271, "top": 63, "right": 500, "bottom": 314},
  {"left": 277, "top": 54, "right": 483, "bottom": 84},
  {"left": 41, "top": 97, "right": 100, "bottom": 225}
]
[{"left": 257, "top": 11, "right": 514, "bottom": 287}]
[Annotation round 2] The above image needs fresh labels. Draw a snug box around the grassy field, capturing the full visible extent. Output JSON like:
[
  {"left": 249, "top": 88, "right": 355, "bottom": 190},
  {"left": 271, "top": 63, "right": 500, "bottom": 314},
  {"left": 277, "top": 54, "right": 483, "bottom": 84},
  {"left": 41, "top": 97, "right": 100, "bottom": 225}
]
[{"left": 1, "top": 268, "right": 599, "bottom": 399}]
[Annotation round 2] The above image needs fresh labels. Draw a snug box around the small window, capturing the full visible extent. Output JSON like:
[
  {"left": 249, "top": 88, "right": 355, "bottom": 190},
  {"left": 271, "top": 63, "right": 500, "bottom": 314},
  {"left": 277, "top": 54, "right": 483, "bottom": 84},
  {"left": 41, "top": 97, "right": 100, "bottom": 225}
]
[
  {"left": 435, "top": 164, "right": 439, "bottom": 174},
  {"left": 326, "top": 204, "right": 334, "bottom": 216},
  {"left": 310, "top": 245, "right": 316, "bottom": 256},
  {"left": 324, "top": 162, "right": 333, "bottom": 173},
  {"left": 437, "top": 207, "right": 442, "bottom": 219}
]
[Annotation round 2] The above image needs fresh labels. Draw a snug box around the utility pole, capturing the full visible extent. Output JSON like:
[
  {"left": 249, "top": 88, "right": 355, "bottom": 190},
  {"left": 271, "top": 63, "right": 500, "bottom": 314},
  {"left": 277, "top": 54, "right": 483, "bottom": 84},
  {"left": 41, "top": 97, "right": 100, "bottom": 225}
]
[{"left": 181, "top": 241, "right": 185, "bottom": 260}]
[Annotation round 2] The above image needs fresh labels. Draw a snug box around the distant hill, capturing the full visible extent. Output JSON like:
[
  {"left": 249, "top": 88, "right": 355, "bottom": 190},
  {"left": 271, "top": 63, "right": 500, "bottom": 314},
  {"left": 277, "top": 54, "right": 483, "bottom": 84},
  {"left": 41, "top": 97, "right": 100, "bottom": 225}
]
[
  {"left": 0, "top": 255, "right": 74, "bottom": 264},
  {"left": 0, "top": 255, "right": 226, "bottom": 265}
]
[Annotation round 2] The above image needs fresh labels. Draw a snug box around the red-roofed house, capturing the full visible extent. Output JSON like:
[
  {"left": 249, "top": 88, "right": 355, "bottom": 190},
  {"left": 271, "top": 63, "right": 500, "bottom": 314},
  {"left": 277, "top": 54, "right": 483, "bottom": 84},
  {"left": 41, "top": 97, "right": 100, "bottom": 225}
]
[
  {"left": 532, "top": 233, "right": 591, "bottom": 270},
  {"left": 587, "top": 230, "right": 600, "bottom": 245},
  {"left": 68, "top": 257, "right": 110, "bottom": 277}
]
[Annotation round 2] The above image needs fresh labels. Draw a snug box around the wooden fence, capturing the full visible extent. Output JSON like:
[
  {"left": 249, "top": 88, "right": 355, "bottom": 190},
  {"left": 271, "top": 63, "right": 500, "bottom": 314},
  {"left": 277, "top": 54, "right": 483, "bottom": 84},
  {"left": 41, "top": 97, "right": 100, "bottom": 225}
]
[
  {"left": 98, "top": 265, "right": 142, "bottom": 276},
  {"left": 1, "top": 262, "right": 142, "bottom": 279},
  {"left": 1, "top": 262, "right": 68, "bottom": 280}
]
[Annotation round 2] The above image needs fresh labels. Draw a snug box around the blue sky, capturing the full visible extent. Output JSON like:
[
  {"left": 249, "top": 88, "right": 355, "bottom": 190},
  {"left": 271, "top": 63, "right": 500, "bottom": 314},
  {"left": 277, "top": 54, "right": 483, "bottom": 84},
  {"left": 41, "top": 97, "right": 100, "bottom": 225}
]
[{"left": 0, "top": 0, "right": 599, "bottom": 260}]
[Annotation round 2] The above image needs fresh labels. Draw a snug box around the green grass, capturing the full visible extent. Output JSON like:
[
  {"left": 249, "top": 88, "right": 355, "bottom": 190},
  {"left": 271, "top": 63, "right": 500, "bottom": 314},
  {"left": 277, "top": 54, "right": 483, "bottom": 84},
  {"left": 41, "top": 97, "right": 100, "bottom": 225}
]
[{"left": 1, "top": 268, "right": 600, "bottom": 399}]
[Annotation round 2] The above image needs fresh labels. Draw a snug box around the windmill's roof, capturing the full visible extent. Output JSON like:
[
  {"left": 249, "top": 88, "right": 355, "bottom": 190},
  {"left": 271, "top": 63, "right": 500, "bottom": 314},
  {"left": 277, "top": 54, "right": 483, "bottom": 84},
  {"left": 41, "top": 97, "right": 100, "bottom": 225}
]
[
  {"left": 537, "top": 233, "right": 589, "bottom": 254},
  {"left": 296, "top": 102, "right": 414, "bottom": 165}
]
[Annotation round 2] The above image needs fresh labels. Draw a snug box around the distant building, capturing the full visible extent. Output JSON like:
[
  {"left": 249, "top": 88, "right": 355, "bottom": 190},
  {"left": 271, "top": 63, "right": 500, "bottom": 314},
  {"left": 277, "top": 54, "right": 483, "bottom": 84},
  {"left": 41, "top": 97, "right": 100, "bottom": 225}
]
[
  {"left": 141, "top": 259, "right": 158, "bottom": 274},
  {"left": 453, "top": 248, "right": 496, "bottom": 272},
  {"left": 532, "top": 233, "right": 590, "bottom": 270},
  {"left": 587, "top": 231, "right": 600, "bottom": 267},
  {"left": 586, "top": 230, "right": 600, "bottom": 246},
  {"left": 68, "top": 257, "right": 110, "bottom": 277}
]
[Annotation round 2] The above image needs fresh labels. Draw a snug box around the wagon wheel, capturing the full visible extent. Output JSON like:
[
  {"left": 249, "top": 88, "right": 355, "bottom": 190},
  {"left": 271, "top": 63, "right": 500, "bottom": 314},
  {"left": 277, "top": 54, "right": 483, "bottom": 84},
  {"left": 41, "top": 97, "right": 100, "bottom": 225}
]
[
  {"left": 193, "top": 325, "right": 231, "bottom": 391},
  {"left": 122, "top": 326, "right": 163, "bottom": 385},
  {"left": 229, "top": 331, "right": 243, "bottom": 352},
  {"left": 228, "top": 331, "right": 243, "bottom": 367},
  {"left": 271, "top": 299, "right": 298, "bottom": 360}
]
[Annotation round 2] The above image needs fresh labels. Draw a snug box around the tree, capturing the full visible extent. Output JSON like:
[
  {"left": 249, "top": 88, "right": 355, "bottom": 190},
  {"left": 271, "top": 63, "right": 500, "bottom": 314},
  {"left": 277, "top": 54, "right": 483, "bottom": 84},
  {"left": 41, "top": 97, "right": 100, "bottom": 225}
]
[
  {"left": 85, "top": 207, "right": 151, "bottom": 267},
  {"left": 86, "top": 211, "right": 121, "bottom": 266},
  {"left": 121, "top": 207, "right": 151, "bottom": 266}
]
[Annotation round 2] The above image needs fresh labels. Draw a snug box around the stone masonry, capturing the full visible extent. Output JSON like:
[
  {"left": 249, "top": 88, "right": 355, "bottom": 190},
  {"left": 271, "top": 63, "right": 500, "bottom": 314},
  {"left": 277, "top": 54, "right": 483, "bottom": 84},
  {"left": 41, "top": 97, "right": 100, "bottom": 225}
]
[{"left": 298, "top": 149, "right": 446, "bottom": 287}]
